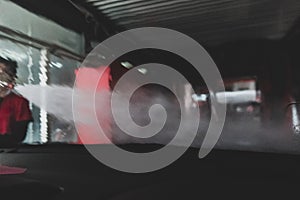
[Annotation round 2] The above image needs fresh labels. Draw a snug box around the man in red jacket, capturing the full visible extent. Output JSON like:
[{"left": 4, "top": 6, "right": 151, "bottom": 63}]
[{"left": 0, "top": 56, "right": 32, "bottom": 147}]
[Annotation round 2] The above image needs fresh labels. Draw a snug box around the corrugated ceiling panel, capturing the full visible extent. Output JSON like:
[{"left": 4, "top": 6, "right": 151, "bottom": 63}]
[{"left": 86, "top": 0, "right": 300, "bottom": 45}]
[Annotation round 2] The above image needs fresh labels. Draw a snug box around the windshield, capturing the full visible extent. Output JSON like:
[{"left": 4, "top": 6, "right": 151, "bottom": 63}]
[{"left": 0, "top": 0, "right": 300, "bottom": 156}]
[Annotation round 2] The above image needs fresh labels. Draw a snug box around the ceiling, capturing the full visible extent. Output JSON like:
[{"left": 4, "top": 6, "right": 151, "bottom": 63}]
[
  {"left": 84, "top": 0, "right": 300, "bottom": 45},
  {"left": 11, "top": 0, "right": 300, "bottom": 46}
]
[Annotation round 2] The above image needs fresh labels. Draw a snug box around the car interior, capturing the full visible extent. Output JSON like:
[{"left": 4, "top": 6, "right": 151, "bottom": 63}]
[{"left": 1, "top": 0, "right": 300, "bottom": 199}]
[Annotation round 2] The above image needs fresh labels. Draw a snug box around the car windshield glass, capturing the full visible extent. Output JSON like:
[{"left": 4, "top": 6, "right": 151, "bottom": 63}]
[{"left": 0, "top": 0, "right": 300, "bottom": 156}]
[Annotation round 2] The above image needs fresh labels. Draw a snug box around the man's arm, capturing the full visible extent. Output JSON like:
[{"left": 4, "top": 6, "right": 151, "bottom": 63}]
[
  {"left": 0, "top": 121, "right": 30, "bottom": 147},
  {"left": 11, "top": 95, "right": 32, "bottom": 144},
  {"left": 11, "top": 120, "right": 31, "bottom": 142}
]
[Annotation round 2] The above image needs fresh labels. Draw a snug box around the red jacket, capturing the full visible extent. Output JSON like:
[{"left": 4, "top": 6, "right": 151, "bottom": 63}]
[{"left": 0, "top": 92, "right": 32, "bottom": 135}]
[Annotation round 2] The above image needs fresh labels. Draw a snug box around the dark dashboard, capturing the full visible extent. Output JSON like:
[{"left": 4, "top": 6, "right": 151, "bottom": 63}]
[{"left": 1, "top": 144, "right": 300, "bottom": 199}]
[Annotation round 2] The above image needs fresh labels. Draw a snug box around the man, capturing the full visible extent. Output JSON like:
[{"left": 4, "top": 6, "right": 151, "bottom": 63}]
[{"left": 0, "top": 56, "right": 32, "bottom": 147}]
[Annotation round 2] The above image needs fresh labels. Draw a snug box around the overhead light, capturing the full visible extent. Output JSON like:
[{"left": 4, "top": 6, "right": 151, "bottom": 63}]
[
  {"left": 121, "top": 61, "right": 133, "bottom": 69},
  {"left": 192, "top": 94, "right": 207, "bottom": 102},
  {"left": 137, "top": 68, "right": 147, "bottom": 75},
  {"left": 50, "top": 62, "right": 63, "bottom": 69}
]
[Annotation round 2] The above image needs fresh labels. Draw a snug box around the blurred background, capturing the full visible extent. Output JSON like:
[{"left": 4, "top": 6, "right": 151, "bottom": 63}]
[{"left": 0, "top": 0, "right": 300, "bottom": 153}]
